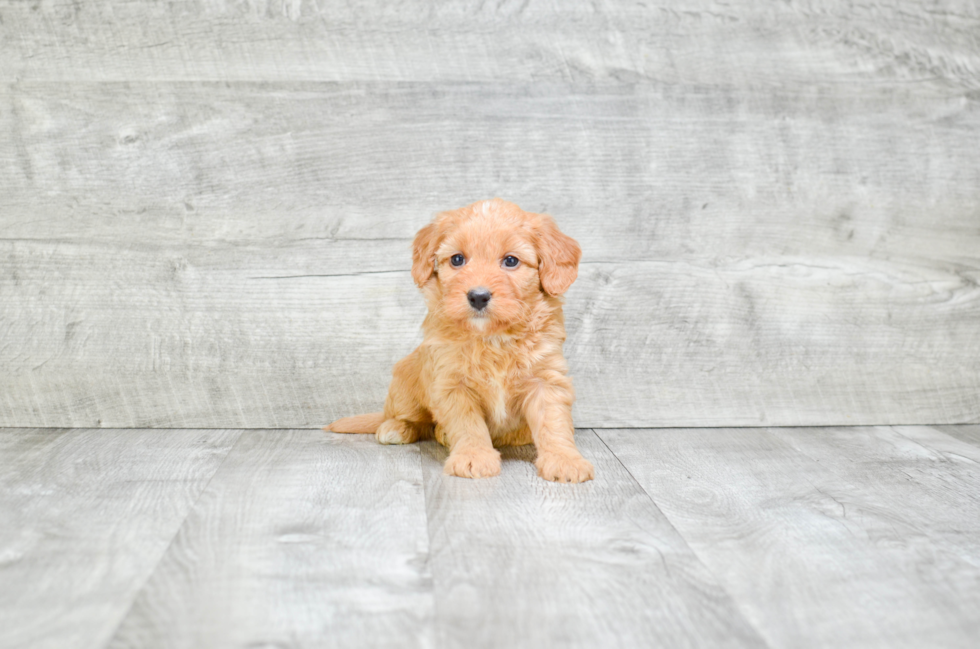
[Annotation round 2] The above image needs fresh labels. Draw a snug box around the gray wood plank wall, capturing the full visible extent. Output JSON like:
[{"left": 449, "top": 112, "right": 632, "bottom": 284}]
[{"left": 2, "top": 1, "right": 978, "bottom": 428}]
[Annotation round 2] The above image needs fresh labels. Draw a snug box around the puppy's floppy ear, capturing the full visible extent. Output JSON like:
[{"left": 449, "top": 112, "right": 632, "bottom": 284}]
[
  {"left": 535, "top": 214, "right": 582, "bottom": 296},
  {"left": 411, "top": 220, "right": 441, "bottom": 287}
]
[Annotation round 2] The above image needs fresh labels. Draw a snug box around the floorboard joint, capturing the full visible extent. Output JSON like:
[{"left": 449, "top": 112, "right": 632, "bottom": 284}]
[{"left": 96, "top": 428, "right": 246, "bottom": 649}]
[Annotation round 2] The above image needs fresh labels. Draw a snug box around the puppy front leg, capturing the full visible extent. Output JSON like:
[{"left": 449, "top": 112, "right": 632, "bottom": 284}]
[
  {"left": 432, "top": 388, "right": 501, "bottom": 479},
  {"left": 525, "top": 380, "right": 594, "bottom": 483}
]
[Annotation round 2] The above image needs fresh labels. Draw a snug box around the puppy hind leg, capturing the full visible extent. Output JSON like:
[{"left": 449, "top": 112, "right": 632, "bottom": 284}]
[
  {"left": 376, "top": 419, "right": 432, "bottom": 445},
  {"left": 377, "top": 350, "right": 432, "bottom": 445}
]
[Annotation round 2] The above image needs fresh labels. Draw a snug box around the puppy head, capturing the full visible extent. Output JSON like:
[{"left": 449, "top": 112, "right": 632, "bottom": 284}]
[{"left": 412, "top": 199, "right": 581, "bottom": 335}]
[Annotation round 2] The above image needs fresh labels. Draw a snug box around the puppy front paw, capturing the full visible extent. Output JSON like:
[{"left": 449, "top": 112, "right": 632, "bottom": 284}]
[
  {"left": 444, "top": 448, "right": 501, "bottom": 479},
  {"left": 536, "top": 452, "right": 595, "bottom": 483}
]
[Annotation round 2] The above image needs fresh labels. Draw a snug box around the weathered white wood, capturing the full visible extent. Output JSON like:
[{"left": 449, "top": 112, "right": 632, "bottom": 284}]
[
  {"left": 599, "top": 427, "right": 980, "bottom": 649},
  {"left": 781, "top": 425, "right": 980, "bottom": 571},
  {"left": 2, "top": 1, "right": 978, "bottom": 84},
  {"left": 893, "top": 424, "right": 980, "bottom": 463},
  {"left": 106, "top": 430, "right": 433, "bottom": 649},
  {"left": 0, "top": 428, "right": 240, "bottom": 649},
  {"left": 934, "top": 424, "right": 980, "bottom": 449},
  {"left": 2, "top": 80, "right": 978, "bottom": 430},
  {"left": 1, "top": 242, "right": 977, "bottom": 428},
  {"left": 4, "top": 82, "right": 979, "bottom": 258},
  {"left": 2, "top": 3, "right": 979, "bottom": 429},
  {"left": 419, "top": 431, "right": 767, "bottom": 648},
  {"left": 4, "top": 425, "right": 980, "bottom": 646}
]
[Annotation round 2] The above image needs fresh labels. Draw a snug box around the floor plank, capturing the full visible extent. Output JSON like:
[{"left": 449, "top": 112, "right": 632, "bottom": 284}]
[
  {"left": 783, "top": 425, "right": 980, "bottom": 592},
  {"left": 933, "top": 424, "right": 980, "bottom": 450},
  {"left": 420, "top": 430, "right": 767, "bottom": 649},
  {"left": 105, "top": 430, "right": 433, "bottom": 649},
  {"left": 0, "top": 428, "right": 240, "bottom": 649},
  {"left": 5, "top": 426, "right": 980, "bottom": 646},
  {"left": 598, "top": 427, "right": 980, "bottom": 649}
]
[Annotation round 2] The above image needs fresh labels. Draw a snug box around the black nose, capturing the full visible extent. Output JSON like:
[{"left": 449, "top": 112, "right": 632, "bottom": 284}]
[{"left": 467, "top": 287, "right": 492, "bottom": 311}]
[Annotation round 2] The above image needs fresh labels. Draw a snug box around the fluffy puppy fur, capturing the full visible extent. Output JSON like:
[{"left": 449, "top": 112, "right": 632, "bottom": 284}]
[{"left": 325, "top": 199, "right": 594, "bottom": 483}]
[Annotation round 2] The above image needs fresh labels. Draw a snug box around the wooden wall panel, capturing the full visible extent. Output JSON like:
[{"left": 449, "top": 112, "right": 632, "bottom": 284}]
[
  {"left": 3, "top": 1, "right": 978, "bottom": 85},
  {"left": 1, "top": 3, "right": 978, "bottom": 427}
]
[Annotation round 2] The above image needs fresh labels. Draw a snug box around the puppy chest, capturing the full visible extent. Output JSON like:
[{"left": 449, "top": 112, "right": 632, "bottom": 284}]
[
  {"left": 433, "top": 340, "right": 534, "bottom": 428},
  {"left": 481, "top": 379, "right": 515, "bottom": 428}
]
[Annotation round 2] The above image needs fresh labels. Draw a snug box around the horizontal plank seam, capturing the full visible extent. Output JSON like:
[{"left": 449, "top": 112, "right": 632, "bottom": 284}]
[
  {"left": 0, "top": 237, "right": 412, "bottom": 244},
  {"left": 5, "top": 423, "right": 980, "bottom": 433},
  {"left": 585, "top": 422, "right": 980, "bottom": 430},
  {"left": 248, "top": 269, "right": 405, "bottom": 280}
]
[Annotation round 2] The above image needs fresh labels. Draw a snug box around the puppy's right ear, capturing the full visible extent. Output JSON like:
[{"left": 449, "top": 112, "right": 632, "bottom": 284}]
[{"left": 411, "top": 221, "right": 441, "bottom": 287}]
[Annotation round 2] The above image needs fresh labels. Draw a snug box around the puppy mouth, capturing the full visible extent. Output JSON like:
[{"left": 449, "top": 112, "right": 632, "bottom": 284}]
[{"left": 466, "top": 306, "right": 496, "bottom": 332}]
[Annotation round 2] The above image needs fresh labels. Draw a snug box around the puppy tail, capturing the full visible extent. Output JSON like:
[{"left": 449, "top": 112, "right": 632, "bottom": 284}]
[{"left": 323, "top": 412, "right": 385, "bottom": 434}]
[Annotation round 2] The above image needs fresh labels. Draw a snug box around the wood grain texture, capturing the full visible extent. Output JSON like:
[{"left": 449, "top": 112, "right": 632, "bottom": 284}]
[
  {"left": 0, "top": 428, "right": 240, "bottom": 649},
  {"left": 934, "top": 424, "right": 980, "bottom": 449},
  {"left": 4, "top": 425, "right": 980, "bottom": 646},
  {"left": 598, "top": 426, "right": 980, "bottom": 649},
  {"left": 1, "top": 78, "right": 978, "bottom": 428},
  {"left": 781, "top": 425, "right": 980, "bottom": 581},
  {"left": 2, "top": 1, "right": 978, "bottom": 85},
  {"left": 419, "top": 431, "right": 767, "bottom": 648},
  {"left": 106, "top": 430, "right": 433, "bottom": 649},
  {"left": 2, "top": 2, "right": 979, "bottom": 428}
]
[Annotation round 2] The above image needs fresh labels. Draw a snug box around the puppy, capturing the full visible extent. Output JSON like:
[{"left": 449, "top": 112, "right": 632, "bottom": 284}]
[{"left": 325, "top": 199, "right": 594, "bottom": 483}]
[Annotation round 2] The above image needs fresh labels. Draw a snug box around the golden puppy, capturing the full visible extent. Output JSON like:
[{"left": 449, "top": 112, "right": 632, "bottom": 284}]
[{"left": 325, "top": 199, "right": 594, "bottom": 483}]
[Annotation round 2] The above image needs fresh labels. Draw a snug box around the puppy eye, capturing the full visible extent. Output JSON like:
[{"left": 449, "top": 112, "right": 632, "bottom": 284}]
[
  {"left": 502, "top": 255, "right": 520, "bottom": 268},
  {"left": 450, "top": 253, "right": 466, "bottom": 267}
]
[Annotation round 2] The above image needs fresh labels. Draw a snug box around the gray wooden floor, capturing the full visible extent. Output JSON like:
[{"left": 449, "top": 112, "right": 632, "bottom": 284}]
[{"left": 2, "top": 426, "right": 979, "bottom": 649}]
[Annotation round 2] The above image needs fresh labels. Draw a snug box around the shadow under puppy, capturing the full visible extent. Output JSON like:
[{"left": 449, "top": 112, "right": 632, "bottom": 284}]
[{"left": 325, "top": 199, "right": 594, "bottom": 483}]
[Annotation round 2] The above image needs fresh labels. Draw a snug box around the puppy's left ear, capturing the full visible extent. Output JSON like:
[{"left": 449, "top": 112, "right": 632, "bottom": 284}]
[
  {"left": 411, "top": 221, "right": 441, "bottom": 287},
  {"left": 536, "top": 214, "right": 582, "bottom": 296}
]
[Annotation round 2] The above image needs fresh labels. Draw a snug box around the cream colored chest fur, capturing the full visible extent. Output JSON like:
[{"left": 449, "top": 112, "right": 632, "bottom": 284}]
[{"left": 443, "top": 336, "right": 533, "bottom": 437}]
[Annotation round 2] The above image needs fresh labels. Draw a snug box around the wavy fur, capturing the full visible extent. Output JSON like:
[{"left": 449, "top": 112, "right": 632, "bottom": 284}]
[{"left": 325, "top": 199, "right": 593, "bottom": 482}]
